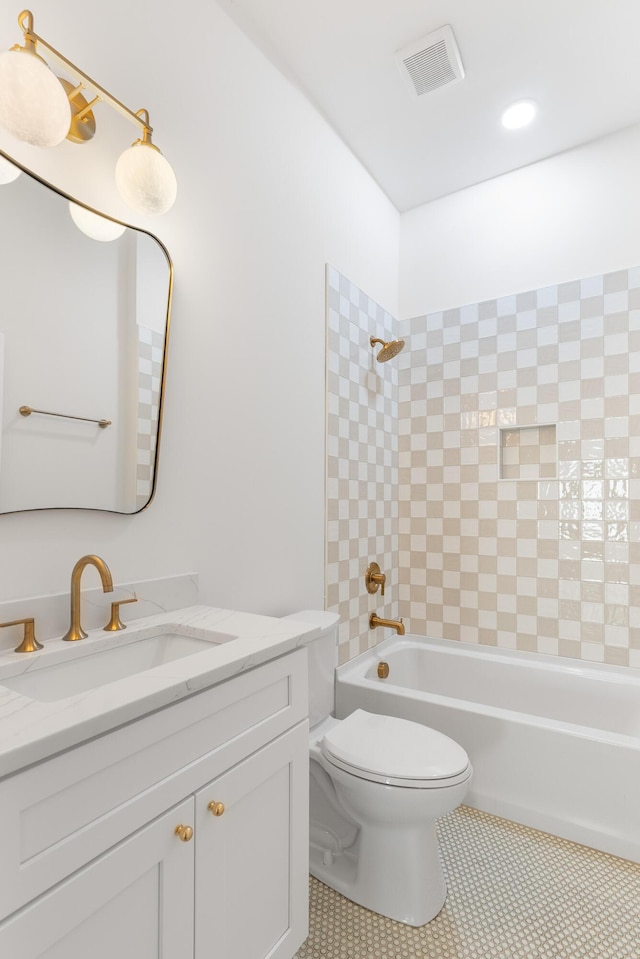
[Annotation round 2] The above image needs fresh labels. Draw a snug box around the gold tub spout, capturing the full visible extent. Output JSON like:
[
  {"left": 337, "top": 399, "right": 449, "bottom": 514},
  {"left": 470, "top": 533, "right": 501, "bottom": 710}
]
[
  {"left": 62, "top": 555, "right": 114, "bottom": 642},
  {"left": 369, "top": 612, "right": 405, "bottom": 635}
]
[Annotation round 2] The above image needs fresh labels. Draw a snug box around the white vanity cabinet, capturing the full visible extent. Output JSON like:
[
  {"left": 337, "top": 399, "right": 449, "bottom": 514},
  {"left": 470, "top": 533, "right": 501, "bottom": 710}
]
[
  {"left": 194, "top": 725, "right": 308, "bottom": 959},
  {"left": 0, "top": 648, "right": 309, "bottom": 959},
  {"left": 0, "top": 796, "right": 197, "bottom": 958}
]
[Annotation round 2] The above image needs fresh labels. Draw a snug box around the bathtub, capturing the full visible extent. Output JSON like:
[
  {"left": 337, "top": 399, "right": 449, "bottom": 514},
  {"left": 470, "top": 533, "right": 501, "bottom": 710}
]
[{"left": 335, "top": 634, "right": 640, "bottom": 863}]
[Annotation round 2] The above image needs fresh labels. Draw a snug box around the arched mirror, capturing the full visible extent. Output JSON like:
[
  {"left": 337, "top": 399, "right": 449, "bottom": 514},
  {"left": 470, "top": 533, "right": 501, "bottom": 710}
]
[{"left": 0, "top": 151, "right": 172, "bottom": 514}]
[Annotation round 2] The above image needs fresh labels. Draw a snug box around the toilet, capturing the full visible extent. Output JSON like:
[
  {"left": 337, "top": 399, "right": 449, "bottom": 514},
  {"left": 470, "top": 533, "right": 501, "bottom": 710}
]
[{"left": 291, "top": 610, "right": 472, "bottom": 927}]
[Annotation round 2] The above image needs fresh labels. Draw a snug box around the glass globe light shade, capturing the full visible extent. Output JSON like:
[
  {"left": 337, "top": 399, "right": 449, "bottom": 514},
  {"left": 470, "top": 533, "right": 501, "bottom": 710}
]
[
  {"left": 69, "top": 202, "right": 126, "bottom": 242},
  {"left": 0, "top": 49, "right": 71, "bottom": 147},
  {"left": 115, "top": 141, "right": 177, "bottom": 215},
  {"left": 0, "top": 155, "right": 21, "bottom": 184}
]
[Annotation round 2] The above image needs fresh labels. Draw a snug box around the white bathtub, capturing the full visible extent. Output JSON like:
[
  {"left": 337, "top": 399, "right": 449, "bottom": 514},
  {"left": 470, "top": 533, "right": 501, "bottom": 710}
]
[{"left": 335, "top": 634, "right": 640, "bottom": 863}]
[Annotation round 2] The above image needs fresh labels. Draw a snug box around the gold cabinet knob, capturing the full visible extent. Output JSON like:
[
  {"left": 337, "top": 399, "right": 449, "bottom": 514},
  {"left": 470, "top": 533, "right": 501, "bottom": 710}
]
[
  {"left": 175, "top": 824, "right": 193, "bottom": 842},
  {"left": 208, "top": 801, "right": 225, "bottom": 817}
]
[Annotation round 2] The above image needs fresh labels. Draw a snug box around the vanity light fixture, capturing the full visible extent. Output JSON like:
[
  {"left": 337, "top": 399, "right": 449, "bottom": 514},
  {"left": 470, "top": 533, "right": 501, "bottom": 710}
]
[
  {"left": 0, "top": 153, "right": 21, "bottom": 183},
  {"left": 0, "top": 10, "right": 177, "bottom": 215},
  {"left": 501, "top": 99, "right": 537, "bottom": 130},
  {"left": 68, "top": 202, "right": 126, "bottom": 242}
]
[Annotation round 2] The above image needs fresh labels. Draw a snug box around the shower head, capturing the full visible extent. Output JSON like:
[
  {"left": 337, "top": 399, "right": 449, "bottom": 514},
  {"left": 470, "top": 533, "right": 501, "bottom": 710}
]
[{"left": 370, "top": 336, "right": 405, "bottom": 362}]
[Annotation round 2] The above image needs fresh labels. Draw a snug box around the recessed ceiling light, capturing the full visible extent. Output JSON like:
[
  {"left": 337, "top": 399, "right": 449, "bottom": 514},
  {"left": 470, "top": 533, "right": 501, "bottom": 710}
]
[{"left": 501, "top": 100, "right": 537, "bottom": 130}]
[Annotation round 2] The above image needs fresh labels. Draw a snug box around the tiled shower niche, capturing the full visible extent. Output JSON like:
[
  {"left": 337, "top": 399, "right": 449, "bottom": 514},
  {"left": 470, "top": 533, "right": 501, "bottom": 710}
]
[
  {"left": 326, "top": 265, "right": 640, "bottom": 667},
  {"left": 500, "top": 425, "right": 557, "bottom": 480}
]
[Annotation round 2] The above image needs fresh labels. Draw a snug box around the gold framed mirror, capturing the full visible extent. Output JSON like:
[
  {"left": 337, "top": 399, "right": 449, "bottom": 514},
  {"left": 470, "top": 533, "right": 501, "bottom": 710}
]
[{"left": 0, "top": 150, "right": 173, "bottom": 514}]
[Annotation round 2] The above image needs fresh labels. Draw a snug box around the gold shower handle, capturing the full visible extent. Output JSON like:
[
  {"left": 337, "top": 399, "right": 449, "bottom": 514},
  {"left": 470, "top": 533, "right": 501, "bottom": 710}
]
[{"left": 365, "top": 562, "right": 386, "bottom": 596}]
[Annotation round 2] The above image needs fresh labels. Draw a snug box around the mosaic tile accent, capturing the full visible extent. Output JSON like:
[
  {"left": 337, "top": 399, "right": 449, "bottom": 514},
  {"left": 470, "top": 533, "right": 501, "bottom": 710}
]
[
  {"left": 135, "top": 326, "right": 164, "bottom": 510},
  {"left": 397, "top": 266, "right": 640, "bottom": 666},
  {"left": 326, "top": 267, "right": 399, "bottom": 664},
  {"left": 296, "top": 806, "right": 640, "bottom": 959}
]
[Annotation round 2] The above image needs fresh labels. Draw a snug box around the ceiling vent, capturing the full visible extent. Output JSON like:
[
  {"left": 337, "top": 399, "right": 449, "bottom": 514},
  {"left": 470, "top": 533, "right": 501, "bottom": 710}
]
[{"left": 395, "top": 25, "right": 464, "bottom": 98}]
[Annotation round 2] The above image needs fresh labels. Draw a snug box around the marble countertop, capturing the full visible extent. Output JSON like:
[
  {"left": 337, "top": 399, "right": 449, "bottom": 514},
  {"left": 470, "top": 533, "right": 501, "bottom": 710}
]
[{"left": 0, "top": 605, "right": 338, "bottom": 778}]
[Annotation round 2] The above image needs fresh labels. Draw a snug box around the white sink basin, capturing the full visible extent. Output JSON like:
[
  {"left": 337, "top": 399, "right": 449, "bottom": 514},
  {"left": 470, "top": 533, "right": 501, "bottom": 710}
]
[{"left": 0, "top": 625, "right": 235, "bottom": 702}]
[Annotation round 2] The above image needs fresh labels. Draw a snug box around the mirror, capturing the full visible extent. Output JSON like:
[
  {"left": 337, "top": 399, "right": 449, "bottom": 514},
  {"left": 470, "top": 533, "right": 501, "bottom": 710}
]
[{"left": 0, "top": 151, "right": 172, "bottom": 514}]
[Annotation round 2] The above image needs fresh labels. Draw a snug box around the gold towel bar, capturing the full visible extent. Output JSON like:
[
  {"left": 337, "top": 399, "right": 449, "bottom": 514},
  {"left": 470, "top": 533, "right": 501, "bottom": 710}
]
[{"left": 19, "top": 406, "right": 111, "bottom": 429}]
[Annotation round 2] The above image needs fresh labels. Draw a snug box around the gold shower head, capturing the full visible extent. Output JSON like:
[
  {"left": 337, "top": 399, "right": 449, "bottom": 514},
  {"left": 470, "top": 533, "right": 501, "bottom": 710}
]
[{"left": 370, "top": 336, "right": 405, "bottom": 362}]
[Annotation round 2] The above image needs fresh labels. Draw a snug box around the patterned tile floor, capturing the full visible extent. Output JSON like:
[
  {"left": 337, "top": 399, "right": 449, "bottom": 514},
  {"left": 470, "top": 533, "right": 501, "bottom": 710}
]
[{"left": 296, "top": 806, "right": 640, "bottom": 959}]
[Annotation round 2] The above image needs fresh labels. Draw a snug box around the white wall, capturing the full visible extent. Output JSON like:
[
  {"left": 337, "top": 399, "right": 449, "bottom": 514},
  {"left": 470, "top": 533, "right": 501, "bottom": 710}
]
[
  {"left": 400, "top": 123, "right": 640, "bottom": 318},
  {"left": 0, "top": 1, "right": 399, "bottom": 613}
]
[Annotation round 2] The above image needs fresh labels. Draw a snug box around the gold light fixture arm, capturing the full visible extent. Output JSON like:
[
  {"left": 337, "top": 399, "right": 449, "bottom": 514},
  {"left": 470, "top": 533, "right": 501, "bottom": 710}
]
[{"left": 16, "top": 9, "right": 153, "bottom": 141}]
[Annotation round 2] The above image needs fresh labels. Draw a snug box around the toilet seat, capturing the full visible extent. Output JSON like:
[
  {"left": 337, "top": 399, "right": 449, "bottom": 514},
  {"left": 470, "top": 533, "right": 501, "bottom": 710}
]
[{"left": 321, "top": 709, "right": 471, "bottom": 788}]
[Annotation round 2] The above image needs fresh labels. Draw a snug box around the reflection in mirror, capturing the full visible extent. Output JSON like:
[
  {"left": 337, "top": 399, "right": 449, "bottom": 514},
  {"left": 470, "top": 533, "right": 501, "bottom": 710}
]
[{"left": 0, "top": 152, "right": 172, "bottom": 514}]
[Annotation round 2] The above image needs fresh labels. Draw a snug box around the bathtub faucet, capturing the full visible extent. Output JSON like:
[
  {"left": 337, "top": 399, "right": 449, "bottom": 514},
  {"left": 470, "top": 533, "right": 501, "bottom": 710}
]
[{"left": 369, "top": 612, "right": 405, "bottom": 635}]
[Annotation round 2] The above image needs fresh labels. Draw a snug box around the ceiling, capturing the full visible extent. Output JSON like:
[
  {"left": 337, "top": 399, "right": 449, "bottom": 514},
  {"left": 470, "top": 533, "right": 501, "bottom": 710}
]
[{"left": 215, "top": 0, "right": 640, "bottom": 212}]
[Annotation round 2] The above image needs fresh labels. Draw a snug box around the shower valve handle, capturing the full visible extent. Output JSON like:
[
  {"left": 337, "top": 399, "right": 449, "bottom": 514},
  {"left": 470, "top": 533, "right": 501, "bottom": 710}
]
[{"left": 365, "top": 562, "right": 386, "bottom": 596}]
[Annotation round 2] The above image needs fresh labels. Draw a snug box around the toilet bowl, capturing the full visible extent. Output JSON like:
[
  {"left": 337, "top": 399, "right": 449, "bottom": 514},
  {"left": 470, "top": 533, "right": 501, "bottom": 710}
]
[
  {"left": 286, "top": 610, "right": 472, "bottom": 928},
  {"left": 309, "top": 709, "right": 472, "bottom": 926}
]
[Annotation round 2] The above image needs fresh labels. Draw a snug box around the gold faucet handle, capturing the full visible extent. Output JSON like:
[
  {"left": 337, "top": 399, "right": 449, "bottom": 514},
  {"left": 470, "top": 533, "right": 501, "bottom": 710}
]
[
  {"left": 0, "top": 618, "right": 43, "bottom": 653},
  {"left": 103, "top": 597, "right": 138, "bottom": 632},
  {"left": 365, "top": 562, "right": 386, "bottom": 596}
]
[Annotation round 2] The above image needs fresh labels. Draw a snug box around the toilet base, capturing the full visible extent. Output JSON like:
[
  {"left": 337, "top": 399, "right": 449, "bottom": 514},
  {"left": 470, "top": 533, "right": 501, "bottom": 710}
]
[{"left": 310, "top": 820, "right": 447, "bottom": 926}]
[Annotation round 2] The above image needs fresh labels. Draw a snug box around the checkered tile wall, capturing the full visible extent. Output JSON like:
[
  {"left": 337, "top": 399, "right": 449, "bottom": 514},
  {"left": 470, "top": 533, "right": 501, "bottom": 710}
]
[
  {"left": 327, "top": 265, "right": 640, "bottom": 667},
  {"left": 326, "top": 267, "right": 399, "bottom": 663},
  {"left": 397, "top": 266, "right": 640, "bottom": 667}
]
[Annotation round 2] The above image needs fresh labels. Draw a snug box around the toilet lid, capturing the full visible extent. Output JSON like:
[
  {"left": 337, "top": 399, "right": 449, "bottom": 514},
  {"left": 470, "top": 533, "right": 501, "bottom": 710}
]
[{"left": 321, "top": 709, "right": 470, "bottom": 785}]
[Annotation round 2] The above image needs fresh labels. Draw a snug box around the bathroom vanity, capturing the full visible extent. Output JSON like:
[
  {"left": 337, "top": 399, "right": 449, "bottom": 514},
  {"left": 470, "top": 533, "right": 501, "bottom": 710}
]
[{"left": 0, "top": 605, "right": 326, "bottom": 959}]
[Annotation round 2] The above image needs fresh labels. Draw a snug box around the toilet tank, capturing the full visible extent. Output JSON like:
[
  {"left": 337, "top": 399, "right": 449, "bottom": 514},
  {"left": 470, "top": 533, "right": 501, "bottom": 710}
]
[{"left": 281, "top": 610, "right": 339, "bottom": 727}]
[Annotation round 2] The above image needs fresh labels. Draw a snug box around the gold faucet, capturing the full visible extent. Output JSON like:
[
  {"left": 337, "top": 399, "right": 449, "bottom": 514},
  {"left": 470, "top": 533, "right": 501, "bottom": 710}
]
[
  {"left": 0, "top": 617, "right": 43, "bottom": 653},
  {"left": 62, "top": 555, "right": 113, "bottom": 642},
  {"left": 369, "top": 612, "right": 405, "bottom": 635}
]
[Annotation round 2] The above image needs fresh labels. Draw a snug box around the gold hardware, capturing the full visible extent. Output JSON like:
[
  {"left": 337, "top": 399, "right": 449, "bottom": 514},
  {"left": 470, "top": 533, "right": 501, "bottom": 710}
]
[
  {"left": 62, "top": 555, "right": 113, "bottom": 642},
  {"left": 369, "top": 612, "right": 405, "bottom": 636},
  {"left": 59, "top": 79, "right": 97, "bottom": 144},
  {"left": 19, "top": 406, "right": 111, "bottom": 429},
  {"left": 369, "top": 336, "right": 405, "bottom": 363},
  {"left": 365, "top": 562, "right": 386, "bottom": 596},
  {"left": 377, "top": 661, "right": 390, "bottom": 679},
  {"left": 14, "top": 10, "right": 156, "bottom": 145},
  {"left": 208, "top": 801, "right": 225, "bottom": 817},
  {"left": 104, "top": 597, "right": 138, "bottom": 632},
  {"left": 174, "top": 824, "right": 193, "bottom": 842},
  {"left": 0, "top": 617, "right": 43, "bottom": 653},
  {"left": 4, "top": 12, "right": 176, "bottom": 216}
]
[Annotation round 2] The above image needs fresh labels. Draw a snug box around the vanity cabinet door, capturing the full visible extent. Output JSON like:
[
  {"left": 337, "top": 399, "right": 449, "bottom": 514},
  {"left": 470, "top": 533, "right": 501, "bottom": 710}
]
[
  {"left": 194, "top": 722, "right": 309, "bottom": 959},
  {"left": 0, "top": 798, "right": 195, "bottom": 959}
]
